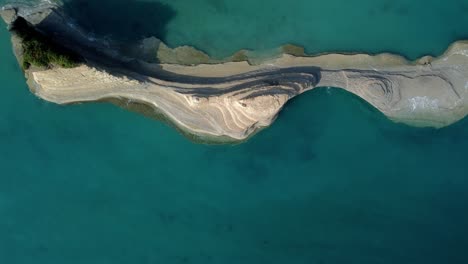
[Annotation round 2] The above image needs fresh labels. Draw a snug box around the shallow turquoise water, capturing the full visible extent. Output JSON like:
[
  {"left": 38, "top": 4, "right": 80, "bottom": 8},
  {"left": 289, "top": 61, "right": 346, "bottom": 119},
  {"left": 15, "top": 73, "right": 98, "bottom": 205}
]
[
  {"left": 159, "top": 0, "right": 468, "bottom": 59},
  {"left": 62, "top": 0, "right": 468, "bottom": 59},
  {"left": 0, "top": 0, "right": 468, "bottom": 263}
]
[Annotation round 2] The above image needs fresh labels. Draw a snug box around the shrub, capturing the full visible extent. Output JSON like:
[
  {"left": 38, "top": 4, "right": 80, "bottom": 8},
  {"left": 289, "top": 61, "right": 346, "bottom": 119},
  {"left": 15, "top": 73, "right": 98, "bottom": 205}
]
[{"left": 12, "top": 17, "right": 82, "bottom": 69}]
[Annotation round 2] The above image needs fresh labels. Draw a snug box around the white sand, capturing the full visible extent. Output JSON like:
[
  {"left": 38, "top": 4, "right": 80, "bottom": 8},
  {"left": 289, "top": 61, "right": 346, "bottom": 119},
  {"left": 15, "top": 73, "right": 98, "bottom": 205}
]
[{"left": 29, "top": 41, "right": 468, "bottom": 141}]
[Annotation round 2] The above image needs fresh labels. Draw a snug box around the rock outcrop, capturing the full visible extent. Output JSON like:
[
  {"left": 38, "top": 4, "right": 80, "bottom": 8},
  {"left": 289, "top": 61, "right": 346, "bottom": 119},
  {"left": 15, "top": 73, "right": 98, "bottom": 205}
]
[{"left": 2, "top": 3, "right": 467, "bottom": 143}]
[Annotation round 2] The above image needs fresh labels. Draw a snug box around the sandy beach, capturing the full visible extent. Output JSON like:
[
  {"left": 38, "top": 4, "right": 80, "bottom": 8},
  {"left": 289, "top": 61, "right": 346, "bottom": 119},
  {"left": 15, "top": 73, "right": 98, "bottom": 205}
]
[{"left": 2, "top": 3, "right": 467, "bottom": 142}]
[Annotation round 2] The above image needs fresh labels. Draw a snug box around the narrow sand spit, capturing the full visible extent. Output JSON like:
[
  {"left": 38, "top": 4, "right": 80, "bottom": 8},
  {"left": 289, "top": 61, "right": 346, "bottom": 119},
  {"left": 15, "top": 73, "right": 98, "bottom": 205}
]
[{"left": 2, "top": 3, "right": 467, "bottom": 142}]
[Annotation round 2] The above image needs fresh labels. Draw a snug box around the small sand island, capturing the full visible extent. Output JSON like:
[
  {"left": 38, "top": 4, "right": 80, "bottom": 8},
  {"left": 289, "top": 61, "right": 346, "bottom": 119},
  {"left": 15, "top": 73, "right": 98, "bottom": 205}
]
[{"left": 2, "top": 3, "right": 468, "bottom": 143}]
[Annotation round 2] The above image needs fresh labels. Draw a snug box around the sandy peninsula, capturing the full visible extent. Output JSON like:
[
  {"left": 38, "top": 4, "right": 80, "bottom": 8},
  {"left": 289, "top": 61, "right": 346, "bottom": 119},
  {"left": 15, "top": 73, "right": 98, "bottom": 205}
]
[{"left": 1, "top": 3, "right": 467, "bottom": 143}]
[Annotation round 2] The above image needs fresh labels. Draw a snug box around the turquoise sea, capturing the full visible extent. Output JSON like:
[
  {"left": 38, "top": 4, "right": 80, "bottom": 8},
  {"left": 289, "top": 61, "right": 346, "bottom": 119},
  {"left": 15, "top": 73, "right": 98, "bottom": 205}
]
[{"left": 1, "top": 0, "right": 468, "bottom": 263}]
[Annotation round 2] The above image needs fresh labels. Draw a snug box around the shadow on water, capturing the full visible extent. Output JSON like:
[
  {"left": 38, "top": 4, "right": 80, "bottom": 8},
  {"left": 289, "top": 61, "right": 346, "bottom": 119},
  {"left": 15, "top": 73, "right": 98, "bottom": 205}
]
[{"left": 62, "top": 0, "right": 176, "bottom": 42}]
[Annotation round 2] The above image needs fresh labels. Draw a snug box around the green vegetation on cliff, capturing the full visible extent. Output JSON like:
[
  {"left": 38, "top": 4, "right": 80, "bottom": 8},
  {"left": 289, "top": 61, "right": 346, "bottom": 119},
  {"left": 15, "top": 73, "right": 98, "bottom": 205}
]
[{"left": 11, "top": 17, "right": 82, "bottom": 69}]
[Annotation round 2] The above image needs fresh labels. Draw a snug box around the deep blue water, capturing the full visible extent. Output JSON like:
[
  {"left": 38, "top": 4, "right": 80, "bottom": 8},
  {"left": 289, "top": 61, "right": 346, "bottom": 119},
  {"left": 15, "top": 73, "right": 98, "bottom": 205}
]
[{"left": 0, "top": 0, "right": 468, "bottom": 263}]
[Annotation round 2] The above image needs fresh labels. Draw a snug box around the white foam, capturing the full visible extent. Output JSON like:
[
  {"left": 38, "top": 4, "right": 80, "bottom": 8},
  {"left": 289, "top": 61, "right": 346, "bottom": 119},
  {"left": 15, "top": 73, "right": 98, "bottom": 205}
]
[
  {"left": 453, "top": 50, "right": 468, "bottom": 57},
  {"left": 67, "top": 22, "right": 77, "bottom": 29},
  {"left": 409, "top": 96, "right": 439, "bottom": 111}
]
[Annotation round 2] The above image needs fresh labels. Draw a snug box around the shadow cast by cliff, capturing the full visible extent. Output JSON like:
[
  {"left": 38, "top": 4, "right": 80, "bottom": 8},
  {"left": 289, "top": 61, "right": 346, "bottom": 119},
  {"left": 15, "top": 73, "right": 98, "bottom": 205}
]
[{"left": 62, "top": 0, "right": 176, "bottom": 42}]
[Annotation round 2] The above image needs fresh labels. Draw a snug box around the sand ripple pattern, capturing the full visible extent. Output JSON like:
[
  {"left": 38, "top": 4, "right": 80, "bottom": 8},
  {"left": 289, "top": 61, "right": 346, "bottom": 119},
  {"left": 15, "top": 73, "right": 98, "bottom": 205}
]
[{"left": 32, "top": 65, "right": 321, "bottom": 140}]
